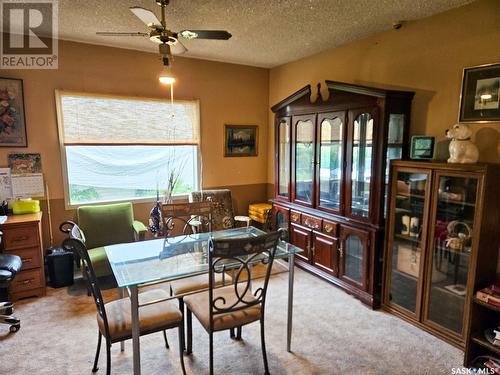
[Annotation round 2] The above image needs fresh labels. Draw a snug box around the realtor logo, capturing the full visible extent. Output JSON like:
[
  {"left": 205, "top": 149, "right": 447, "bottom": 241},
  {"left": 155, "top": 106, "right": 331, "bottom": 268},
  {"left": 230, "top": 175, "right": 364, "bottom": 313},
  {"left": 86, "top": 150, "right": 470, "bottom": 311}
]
[{"left": 1, "top": 0, "right": 58, "bottom": 69}]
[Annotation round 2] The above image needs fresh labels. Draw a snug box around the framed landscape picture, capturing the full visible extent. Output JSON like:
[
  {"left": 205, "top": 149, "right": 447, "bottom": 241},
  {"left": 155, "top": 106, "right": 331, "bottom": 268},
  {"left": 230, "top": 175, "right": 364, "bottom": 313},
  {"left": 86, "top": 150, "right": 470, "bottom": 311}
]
[
  {"left": 459, "top": 62, "right": 500, "bottom": 123},
  {"left": 0, "top": 78, "right": 27, "bottom": 147},
  {"left": 224, "top": 125, "right": 258, "bottom": 157}
]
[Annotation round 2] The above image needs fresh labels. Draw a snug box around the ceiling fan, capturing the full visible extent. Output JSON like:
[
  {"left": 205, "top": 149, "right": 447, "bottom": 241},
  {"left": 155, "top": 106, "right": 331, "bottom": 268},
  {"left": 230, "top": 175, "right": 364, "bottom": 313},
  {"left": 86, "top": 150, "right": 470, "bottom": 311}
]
[{"left": 96, "top": 0, "right": 232, "bottom": 67}]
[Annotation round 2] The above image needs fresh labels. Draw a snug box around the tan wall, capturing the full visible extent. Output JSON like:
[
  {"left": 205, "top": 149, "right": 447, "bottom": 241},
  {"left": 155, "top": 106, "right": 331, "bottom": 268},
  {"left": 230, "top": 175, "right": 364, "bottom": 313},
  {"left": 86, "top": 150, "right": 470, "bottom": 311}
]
[
  {"left": 267, "top": 0, "right": 500, "bottom": 184},
  {"left": 0, "top": 40, "right": 269, "bottom": 246}
]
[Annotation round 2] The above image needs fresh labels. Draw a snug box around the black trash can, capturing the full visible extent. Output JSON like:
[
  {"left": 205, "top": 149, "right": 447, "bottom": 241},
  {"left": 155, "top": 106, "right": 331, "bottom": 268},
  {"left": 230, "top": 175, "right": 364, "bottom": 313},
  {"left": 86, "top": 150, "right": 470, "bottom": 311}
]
[{"left": 46, "top": 248, "right": 74, "bottom": 288}]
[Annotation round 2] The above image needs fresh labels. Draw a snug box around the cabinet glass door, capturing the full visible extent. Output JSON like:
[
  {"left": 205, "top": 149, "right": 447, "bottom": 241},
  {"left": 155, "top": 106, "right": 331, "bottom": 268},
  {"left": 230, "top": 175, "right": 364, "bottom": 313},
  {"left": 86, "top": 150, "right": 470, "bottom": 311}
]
[
  {"left": 424, "top": 174, "right": 479, "bottom": 336},
  {"left": 349, "top": 112, "right": 374, "bottom": 218},
  {"left": 344, "top": 235, "right": 363, "bottom": 283},
  {"left": 277, "top": 118, "right": 290, "bottom": 198},
  {"left": 386, "top": 169, "right": 430, "bottom": 315},
  {"left": 317, "top": 114, "right": 344, "bottom": 212},
  {"left": 339, "top": 226, "right": 368, "bottom": 288},
  {"left": 294, "top": 118, "right": 315, "bottom": 204},
  {"left": 384, "top": 114, "right": 406, "bottom": 216}
]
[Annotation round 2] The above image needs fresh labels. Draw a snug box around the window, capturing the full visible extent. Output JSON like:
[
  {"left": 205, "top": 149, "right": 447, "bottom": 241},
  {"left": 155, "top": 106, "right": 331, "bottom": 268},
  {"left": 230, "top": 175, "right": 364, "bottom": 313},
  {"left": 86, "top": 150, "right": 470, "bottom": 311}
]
[{"left": 55, "top": 91, "right": 200, "bottom": 207}]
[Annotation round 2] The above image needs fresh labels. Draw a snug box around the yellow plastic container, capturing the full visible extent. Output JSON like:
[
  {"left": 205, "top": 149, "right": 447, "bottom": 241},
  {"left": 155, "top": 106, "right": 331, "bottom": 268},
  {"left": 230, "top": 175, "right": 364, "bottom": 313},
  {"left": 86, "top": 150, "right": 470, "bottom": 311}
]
[
  {"left": 248, "top": 203, "right": 272, "bottom": 224},
  {"left": 248, "top": 203, "right": 272, "bottom": 214},
  {"left": 12, "top": 199, "right": 41, "bottom": 215}
]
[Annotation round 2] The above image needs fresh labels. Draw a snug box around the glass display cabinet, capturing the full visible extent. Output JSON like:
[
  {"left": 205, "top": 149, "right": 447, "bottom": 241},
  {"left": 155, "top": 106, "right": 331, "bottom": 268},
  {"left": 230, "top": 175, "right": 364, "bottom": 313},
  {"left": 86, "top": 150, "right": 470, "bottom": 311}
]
[
  {"left": 271, "top": 81, "right": 414, "bottom": 307},
  {"left": 383, "top": 160, "right": 500, "bottom": 348}
]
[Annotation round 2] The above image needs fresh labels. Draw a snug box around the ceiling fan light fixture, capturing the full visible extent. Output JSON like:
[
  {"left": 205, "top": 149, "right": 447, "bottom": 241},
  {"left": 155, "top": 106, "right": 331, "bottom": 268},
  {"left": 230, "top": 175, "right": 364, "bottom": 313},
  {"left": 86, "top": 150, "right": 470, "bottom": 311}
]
[
  {"left": 159, "top": 75, "right": 175, "bottom": 85},
  {"left": 158, "top": 65, "right": 175, "bottom": 85}
]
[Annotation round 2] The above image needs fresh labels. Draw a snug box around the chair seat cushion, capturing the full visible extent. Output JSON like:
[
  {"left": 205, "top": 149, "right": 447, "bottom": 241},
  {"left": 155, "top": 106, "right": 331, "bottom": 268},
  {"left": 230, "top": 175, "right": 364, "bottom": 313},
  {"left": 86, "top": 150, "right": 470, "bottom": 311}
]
[
  {"left": 0, "top": 269, "right": 13, "bottom": 282},
  {"left": 88, "top": 247, "right": 113, "bottom": 278},
  {"left": 97, "top": 289, "right": 182, "bottom": 342},
  {"left": 0, "top": 254, "right": 22, "bottom": 274},
  {"left": 170, "top": 273, "right": 232, "bottom": 296},
  {"left": 184, "top": 285, "right": 261, "bottom": 332}
]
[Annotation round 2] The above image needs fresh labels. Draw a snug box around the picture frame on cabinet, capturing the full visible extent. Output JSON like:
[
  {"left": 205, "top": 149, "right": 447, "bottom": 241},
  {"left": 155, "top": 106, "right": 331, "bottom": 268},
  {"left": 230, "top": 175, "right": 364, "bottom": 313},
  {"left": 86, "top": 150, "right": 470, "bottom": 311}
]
[
  {"left": 0, "top": 77, "right": 27, "bottom": 147},
  {"left": 410, "top": 136, "right": 435, "bottom": 160},
  {"left": 459, "top": 62, "right": 500, "bottom": 123},
  {"left": 224, "top": 124, "right": 258, "bottom": 157}
]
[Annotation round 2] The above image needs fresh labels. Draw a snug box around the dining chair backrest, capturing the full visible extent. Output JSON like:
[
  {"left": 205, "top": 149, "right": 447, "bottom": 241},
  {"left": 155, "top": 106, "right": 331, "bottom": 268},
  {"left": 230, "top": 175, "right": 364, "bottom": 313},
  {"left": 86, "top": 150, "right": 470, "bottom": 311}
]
[
  {"left": 207, "top": 230, "right": 281, "bottom": 328},
  {"left": 162, "top": 202, "right": 212, "bottom": 237},
  {"left": 60, "top": 220, "right": 111, "bottom": 339},
  {"left": 190, "top": 189, "right": 235, "bottom": 230}
]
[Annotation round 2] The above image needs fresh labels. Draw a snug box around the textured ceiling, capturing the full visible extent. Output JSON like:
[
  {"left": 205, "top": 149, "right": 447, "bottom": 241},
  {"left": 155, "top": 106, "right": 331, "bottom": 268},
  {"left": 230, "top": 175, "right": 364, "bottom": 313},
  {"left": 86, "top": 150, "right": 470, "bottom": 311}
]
[{"left": 59, "top": 0, "right": 473, "bottom": 68}]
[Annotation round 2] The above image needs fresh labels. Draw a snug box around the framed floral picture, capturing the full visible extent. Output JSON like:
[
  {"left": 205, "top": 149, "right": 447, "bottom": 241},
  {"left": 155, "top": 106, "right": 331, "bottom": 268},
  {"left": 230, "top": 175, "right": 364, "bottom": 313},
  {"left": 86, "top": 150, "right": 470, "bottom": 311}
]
[
  {"left": 459, "top": 62, "right": 500, "bottom": 123},
  {"left": 0, "top": 78, "right": 27, "bottom": 147},
  {"left": 224, "top": 124, "right": 258, "bottom": 157}
]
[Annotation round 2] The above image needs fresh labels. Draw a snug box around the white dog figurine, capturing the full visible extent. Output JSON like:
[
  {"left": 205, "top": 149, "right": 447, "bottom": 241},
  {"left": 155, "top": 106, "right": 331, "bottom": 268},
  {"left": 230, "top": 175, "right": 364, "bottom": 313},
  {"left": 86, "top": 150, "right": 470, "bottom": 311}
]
[{"left": 445, "top": 124, "right": 479, "bottom": 164}]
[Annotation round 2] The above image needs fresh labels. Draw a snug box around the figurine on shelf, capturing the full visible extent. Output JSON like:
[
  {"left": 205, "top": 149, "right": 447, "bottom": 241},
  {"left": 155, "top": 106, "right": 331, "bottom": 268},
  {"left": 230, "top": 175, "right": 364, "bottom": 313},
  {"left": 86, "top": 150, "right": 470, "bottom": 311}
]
[{"left": 445, "top": 123, "right": 479, "bottom": 164}]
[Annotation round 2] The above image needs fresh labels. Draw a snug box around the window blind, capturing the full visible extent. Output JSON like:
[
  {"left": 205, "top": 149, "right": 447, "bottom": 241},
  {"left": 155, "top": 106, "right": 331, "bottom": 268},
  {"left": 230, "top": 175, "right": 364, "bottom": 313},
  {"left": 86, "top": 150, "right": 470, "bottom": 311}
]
[{"left": 57, "top": 92, "right": 200, "bottom": 145}]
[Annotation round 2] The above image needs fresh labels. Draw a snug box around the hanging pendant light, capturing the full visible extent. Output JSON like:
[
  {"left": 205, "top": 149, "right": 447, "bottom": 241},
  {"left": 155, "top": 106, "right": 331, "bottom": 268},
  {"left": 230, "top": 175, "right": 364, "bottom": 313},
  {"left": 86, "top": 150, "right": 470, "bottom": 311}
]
[
  {"left": 158, "top": 57, "right": 176, "bottom": 85},
  {"left": 158, "top": 56, "right": 175, "bottom": 117}
]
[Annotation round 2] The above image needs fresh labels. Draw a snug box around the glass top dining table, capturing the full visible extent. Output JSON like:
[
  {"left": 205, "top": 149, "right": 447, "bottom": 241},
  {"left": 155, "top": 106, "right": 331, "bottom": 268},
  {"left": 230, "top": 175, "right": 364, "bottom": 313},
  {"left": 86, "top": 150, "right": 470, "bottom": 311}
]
[{"left": 104, "top": 226, "right": 302, "bottom": 375}]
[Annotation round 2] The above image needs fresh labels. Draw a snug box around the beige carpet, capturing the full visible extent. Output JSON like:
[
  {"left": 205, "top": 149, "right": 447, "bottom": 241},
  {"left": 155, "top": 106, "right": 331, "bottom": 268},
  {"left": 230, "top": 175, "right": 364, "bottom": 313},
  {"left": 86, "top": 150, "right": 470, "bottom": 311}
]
[{"left": 0, "top": 267, "right": 463, "bottom": 374}]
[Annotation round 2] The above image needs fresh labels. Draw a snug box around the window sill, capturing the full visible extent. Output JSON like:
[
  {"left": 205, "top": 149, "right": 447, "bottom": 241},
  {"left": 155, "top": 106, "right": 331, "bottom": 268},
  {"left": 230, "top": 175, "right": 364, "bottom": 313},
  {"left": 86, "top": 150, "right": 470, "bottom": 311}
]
[{"left": 64, "top": 194, "right": 190, "bottom": 211}]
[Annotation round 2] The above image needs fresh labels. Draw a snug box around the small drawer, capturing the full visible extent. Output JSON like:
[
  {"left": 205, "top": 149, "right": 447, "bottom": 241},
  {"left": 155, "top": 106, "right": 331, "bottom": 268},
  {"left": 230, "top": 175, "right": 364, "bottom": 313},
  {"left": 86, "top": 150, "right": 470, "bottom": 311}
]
[
  {"left": 301, "top": 214, "right": 322, "bottom": 230},
  {"left": 10, "top": 269, "right": 44, "bottom": 293},
  {"left": 290, "top": 210, "right": 301, "bottom": 223},
  {"left": 6, "top": 247, "right": 41, "bottom": 270},
  {"left": 322, "top": 220, "right": 338, "bottom": 236},
  {"left": 3, "top": 225, "right": 39, "bottom": 249}
]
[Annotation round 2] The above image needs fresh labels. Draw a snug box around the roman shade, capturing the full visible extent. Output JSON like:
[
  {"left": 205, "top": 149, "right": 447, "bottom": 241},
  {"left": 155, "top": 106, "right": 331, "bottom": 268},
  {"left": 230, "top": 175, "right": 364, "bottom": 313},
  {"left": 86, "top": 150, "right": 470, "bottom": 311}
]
[{"left": 56, "top": 91, "right": 200, "bottom": 145}]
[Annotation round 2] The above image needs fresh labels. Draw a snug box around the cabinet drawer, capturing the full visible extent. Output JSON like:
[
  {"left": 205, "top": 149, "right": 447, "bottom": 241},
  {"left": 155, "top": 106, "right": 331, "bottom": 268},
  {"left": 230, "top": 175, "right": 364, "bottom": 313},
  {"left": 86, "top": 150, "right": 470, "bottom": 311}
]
[
  {"left": 10, "top": 269, "right": 44, "bottom": 293},
  {"left": 5, "top": 247, "right": 41, "bottom": 270},
  {"left": 301, "top": 214, "right": 322, "bottom": 230},
  {"left": 290, "top": 210, "right": 301, "bottom": 223},
  {"left": 3, "top": 225, "right": 39, "bottom": 249},
  {"left": 322, "top": 220, "right": 338, "bottom": 236}
]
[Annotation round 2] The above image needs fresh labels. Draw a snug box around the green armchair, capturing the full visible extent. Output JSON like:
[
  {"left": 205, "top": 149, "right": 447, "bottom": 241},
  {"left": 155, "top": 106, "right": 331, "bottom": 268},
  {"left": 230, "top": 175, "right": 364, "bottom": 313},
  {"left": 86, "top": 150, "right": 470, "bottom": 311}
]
[{"left": 76, "top": 202, "right": 147, "bottom": 278}]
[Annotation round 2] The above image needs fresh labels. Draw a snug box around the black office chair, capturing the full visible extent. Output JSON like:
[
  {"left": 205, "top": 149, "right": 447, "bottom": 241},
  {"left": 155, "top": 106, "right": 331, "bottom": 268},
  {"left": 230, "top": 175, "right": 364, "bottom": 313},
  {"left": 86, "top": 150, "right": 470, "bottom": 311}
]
[{"left": 0, "top": 230, "right": 22, "bottom": 333}]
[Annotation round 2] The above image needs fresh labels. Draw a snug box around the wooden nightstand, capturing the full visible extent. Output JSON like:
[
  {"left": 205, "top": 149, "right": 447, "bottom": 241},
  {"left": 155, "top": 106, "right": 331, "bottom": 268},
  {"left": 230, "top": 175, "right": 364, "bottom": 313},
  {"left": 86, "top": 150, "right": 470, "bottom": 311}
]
[{"left": 1, "top": 212, "right": 45, "bottom": 301}]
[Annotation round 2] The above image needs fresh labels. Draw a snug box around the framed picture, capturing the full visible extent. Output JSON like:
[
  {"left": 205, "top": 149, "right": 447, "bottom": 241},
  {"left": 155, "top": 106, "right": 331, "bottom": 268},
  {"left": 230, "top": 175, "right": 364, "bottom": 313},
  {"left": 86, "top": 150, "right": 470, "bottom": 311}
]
[
  {"left": 8, "top": 153, "right": 42, "bottom": 174},
  {"left": 224, "top": 125, "right": 258, "bottom": 157},
  {"left": 410, "top": 136, "right": 435, "bottom": 160},
  {"left": 0, "top": 78, "right": 27, "bottom": 147},
  {"left": 459, "top": 62, "right": 500, "bottom": 123}
]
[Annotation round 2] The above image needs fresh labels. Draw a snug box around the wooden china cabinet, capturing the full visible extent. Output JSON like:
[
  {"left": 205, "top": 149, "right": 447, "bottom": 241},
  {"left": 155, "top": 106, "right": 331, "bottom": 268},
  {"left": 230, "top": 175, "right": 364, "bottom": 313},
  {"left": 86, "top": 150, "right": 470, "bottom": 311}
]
[
  {"left": 383, "top": 160, "right": 500, "bottom": 348},
  {"left": 271, "top": 81, "right": 414, "bottom": 307}
]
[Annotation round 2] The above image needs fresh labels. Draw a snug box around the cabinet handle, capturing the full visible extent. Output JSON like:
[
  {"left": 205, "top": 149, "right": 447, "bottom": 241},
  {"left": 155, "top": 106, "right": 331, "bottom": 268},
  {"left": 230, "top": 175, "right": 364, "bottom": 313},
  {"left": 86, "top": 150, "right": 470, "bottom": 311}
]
[
  {"left": 21, "top": 257, "right": 33, "bottom": 263},
  {"left": 324, "top": 224, "right": 333, "bottom": 233},
  {"left": 305, "top": 218, "right": 319, "bottom": 229},
  {"left": 21, "top": 278, "right": 34, "bottom": 285},
  {"left": 339, "top": 241, "right": 344, "bottom": 258},
  {"left": 13, "top": 235, "right": 29, "bottom": 242}
]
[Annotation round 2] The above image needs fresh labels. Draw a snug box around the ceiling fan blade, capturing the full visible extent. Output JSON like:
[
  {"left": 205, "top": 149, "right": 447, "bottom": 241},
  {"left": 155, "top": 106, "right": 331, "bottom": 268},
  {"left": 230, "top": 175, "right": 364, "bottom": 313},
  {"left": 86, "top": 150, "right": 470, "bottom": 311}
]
[
  {"left": 178, "top": 30, "right": 232, "bottom": 40},
  {"left": 129, "top": 6, "right": 161, "bottom": 27},
  {"left": 170, "top": 40, "right": 187, "bottom": 55},
  {"left": 96, "top": 32, "right": 149, "bottom": 37}
]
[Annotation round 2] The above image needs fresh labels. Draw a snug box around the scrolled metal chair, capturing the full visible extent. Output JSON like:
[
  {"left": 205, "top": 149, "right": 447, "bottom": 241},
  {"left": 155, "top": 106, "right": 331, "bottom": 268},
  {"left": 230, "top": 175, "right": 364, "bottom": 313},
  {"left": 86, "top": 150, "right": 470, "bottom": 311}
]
[
  {"left": 0, "top": 230, "right": 22, "bottom": 333},
  {"left": 161, "top": 201, "right": 213, "bottom": 237},
  {"left": 60, "top": 221, "right": 186, "bottom": 375},
  {"left": 162, "top": 202, "right": 234, "bottom": 348},
  {"left": 183, "top": 230, "right": 282, "bottom": 375}
]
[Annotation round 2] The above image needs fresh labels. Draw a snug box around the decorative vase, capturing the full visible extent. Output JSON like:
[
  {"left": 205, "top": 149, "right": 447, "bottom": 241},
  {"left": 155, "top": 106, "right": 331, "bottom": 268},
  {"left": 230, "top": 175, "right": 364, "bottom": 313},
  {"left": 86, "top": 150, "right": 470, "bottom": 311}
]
[{"left": 149, "top": 190, "right": 163, "bottom": 237}]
